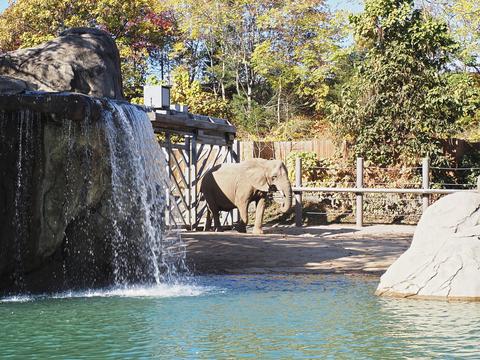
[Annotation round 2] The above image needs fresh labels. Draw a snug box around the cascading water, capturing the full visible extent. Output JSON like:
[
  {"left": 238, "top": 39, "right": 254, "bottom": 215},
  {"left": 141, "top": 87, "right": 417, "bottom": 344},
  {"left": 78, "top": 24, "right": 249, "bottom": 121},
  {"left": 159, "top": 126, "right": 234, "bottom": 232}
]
[
  {"left": 0, "top": 93, "right": 188, "bottom": 294},
  {"left": 103, "top": 101, "right": 188, "bottom": 285}
]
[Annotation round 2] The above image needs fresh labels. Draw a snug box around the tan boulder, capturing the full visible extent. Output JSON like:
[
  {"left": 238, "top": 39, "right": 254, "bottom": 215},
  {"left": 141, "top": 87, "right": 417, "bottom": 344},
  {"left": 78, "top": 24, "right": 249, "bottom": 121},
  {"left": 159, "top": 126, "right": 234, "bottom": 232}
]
[{"left": 376, "top": 191, "right": 480, "bottom": 300}]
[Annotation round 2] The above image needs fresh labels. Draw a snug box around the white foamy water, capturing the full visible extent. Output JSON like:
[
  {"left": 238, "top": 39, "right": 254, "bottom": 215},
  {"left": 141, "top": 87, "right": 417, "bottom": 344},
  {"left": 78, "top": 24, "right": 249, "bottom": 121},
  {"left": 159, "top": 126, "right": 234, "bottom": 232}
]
[
  {"left": 0, "top": 283, "right": 219, "bottom": 303},
  {"left": 0, "top": 295, "right": 34, "bottom": 303},
  {"left": 73, "top": 283, "right": 215, "bottom": 299}
]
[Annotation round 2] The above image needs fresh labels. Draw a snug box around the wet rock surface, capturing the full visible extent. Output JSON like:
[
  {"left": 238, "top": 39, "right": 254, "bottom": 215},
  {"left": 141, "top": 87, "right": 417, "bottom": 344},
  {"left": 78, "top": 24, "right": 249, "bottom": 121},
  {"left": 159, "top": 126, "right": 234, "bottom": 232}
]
[
  {"left": 0, "top": 92, "right": 112, "bottom": 293},
  {"left": 0, "top": 92, "right": 174, "bottom": 295},
  {"left": 376, "top": 192, "right": 480, "bottom": 301},
  {"left": 0, "top": 29, "right": 179, "bottom": 296},
  {"left": 0, "top": 28, "right": 124, "bottom": 99}
]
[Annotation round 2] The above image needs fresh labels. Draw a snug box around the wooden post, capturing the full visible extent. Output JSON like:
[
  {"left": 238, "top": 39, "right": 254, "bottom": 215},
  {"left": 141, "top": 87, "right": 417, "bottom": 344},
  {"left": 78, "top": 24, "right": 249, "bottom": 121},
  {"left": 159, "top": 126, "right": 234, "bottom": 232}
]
[
  {"left": 356, "top": 157, "right": 364, "bottom": 227},
  {"left": 232, "top": 139, "right": 240, "bottom": 163},
  {"left": 295, "top": 157, "right": 303, "bottom": 227},
  {"left": 165, "top": 132, "right": 172, "bottom": 226},
  {"left": 422, "top": 157, "right": 430, "bottom": 213},
  {"left": 190, "top": 136, "right": 198, "bottom": 230},
  {"left": 185, "top": 136, "right": 192, "bottom": 229}
]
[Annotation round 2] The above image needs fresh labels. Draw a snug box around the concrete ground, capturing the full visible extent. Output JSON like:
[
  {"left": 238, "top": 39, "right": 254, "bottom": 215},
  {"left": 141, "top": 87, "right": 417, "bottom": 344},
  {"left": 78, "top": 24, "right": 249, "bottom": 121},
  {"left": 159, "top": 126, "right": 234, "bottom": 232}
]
[{"left": 182, "top": 224, "right": 415, "bottom": 277}]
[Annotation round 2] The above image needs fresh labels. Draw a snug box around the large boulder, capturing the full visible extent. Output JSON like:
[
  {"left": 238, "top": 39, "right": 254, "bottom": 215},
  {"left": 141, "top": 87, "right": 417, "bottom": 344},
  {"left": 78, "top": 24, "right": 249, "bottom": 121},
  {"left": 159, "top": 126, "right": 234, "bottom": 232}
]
[
  {"left": 0, "top": 28, "right": 124, "bottom": 99},
  {"left": 376, "top": 191, "right": 480, "bottom": 300}
]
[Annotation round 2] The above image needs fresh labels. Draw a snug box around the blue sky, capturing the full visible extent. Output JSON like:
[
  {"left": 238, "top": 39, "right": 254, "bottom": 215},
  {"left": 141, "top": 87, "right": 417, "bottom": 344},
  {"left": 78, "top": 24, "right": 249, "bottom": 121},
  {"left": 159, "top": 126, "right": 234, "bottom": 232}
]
[
  {"left": 0, "top": 0, "right": 7, "bottom": 13},
  {"left": 327, "top": 0, "right": 363, "bottom": 13},
  {"left": 0, "top": 0, "right": 363, "bottom": 15}
]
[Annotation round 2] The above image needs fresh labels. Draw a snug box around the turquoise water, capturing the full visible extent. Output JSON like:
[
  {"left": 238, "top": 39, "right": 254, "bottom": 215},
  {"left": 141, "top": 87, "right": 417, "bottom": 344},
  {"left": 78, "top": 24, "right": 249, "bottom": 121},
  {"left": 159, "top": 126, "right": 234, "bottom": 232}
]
[{"left": 1, "top": 275, "right": 479, "bottom": 359}]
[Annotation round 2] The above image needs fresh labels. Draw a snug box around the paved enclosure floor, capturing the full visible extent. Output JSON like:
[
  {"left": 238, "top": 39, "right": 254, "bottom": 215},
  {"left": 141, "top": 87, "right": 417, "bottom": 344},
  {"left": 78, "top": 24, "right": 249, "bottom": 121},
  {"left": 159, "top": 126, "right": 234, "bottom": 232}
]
[{"left": 183, "top": 225, "right": 415, "bottom": 277}]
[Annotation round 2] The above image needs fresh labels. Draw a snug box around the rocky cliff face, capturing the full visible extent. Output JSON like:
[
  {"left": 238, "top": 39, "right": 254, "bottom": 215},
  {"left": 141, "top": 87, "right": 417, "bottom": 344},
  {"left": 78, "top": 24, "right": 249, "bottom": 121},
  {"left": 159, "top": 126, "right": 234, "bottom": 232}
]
[
  {"left": 0, "top": 28, "right": 184, "bottom": 295},
  {"left": 0, "top": 93, "right": 113, "bottom": 292},
  {"left": 0, "top": 28, "right": 124, "bottom": 99},
  {"left": 0, "top": 92, "right": 181, "bottom": 294}
]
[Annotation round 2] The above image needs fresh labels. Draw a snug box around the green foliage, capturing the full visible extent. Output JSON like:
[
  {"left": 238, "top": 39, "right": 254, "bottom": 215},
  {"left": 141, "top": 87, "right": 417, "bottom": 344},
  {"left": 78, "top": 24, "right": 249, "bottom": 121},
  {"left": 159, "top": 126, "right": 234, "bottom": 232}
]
[
  {"left": 164, "top": 0, "right": 341, "bottom": 136},
  {"left": 265, "top": 117, "right": 323, "bottom": 141},
  {"left": 170, "top": 67, "right": 230, "bottom": 119},
  {"left": 1, "top": 0, "right": 478, "bottom": 153},
  {"left": 448, "top": 72, "right": 480, "bottom": 141},
  {"left": 286, "top": 151, "right": 319, "bottom": 183},
  {"left": 329, "top": 0, "right": 469, "bottom": 167}
]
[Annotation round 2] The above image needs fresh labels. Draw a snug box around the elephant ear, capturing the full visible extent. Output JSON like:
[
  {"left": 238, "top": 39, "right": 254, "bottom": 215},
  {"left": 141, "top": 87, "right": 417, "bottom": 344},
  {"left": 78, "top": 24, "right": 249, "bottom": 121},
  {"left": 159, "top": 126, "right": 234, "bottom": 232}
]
[{"left": 245, "top": 166, "right": 270, "bottom": 192}]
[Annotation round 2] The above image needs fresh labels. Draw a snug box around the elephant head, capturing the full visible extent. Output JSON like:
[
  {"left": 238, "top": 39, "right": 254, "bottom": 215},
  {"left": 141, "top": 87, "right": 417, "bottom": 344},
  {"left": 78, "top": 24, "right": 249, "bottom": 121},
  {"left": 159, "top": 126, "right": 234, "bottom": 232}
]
[{"left": 246, "top": 159, "right": 292, "bottom": 213}]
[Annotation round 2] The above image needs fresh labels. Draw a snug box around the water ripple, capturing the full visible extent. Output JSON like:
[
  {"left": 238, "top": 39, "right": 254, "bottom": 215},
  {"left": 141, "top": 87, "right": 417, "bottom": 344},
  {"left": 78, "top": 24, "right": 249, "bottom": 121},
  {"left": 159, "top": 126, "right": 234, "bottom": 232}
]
[{"left": 0, "top": 275, "right": 479, "bottom": 359}]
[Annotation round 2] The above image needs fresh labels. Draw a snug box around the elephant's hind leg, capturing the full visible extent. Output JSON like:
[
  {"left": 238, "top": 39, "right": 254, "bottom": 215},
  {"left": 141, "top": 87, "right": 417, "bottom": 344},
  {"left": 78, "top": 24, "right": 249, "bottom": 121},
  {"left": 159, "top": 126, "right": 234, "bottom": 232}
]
[
  {"left": 212, "top": 208, "right": 223, "bottom": 232},
  {"left": 204, "top": 208, "right": 212, "bottom": 231}
]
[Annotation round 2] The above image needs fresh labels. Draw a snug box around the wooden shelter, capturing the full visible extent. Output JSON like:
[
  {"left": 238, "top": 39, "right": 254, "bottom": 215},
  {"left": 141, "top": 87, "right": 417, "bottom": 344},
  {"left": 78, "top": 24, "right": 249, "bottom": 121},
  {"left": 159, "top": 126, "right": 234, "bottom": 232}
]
[{"left": 148, "top": 108, "right": 239, "bottom": 230}]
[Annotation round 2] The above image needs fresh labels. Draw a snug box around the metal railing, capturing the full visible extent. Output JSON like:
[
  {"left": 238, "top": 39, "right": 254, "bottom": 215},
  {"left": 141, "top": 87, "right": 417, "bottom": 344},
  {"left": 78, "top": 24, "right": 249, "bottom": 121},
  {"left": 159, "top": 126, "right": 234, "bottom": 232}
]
[{"left": 293, "top": 157, "right": 479, "bottom": 227}]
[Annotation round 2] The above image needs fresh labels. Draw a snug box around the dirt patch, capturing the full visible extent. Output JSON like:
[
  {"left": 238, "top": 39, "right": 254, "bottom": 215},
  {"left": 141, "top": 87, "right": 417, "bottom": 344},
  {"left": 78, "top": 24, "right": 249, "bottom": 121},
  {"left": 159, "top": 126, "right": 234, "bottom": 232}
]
[{"left": 183, "top": 224, "right": 414, "bottom": 277}]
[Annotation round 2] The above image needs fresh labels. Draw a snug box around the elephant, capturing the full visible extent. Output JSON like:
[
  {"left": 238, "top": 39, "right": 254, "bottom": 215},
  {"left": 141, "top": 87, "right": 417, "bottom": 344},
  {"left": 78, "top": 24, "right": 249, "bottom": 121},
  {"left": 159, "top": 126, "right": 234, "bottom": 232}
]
[{"left": 199, "top": 158, "right": 292, "bottom": 234}]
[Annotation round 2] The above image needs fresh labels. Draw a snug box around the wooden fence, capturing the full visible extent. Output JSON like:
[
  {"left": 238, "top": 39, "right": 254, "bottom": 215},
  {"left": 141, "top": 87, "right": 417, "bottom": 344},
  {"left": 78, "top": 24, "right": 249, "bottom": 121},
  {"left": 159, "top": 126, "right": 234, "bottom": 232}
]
[{"left": 239, "top": 138, "right": 346, "bottom": 161}]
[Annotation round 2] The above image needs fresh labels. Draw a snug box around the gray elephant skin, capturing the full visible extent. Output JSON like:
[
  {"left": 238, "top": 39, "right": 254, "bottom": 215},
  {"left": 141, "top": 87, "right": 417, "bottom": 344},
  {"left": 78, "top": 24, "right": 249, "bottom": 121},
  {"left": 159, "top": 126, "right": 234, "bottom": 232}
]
[{"left": 200, "top": 159, "right": 292, "bottom": 234}]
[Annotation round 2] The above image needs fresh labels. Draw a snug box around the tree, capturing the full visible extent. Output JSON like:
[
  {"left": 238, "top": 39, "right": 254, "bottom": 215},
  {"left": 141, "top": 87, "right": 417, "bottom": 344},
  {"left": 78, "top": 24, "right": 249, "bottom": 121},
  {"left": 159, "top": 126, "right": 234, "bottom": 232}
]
[
  {"left": 252, "top": 0, "right": 338, "bottom": 123},
  {"left": 164, "top": 0, "right": 342, "bottom": 136},
  {"left": 0, "top": 0, "right": 174, "bottom": 100},
  {"left": 421, "top": 0, "right": 480, "bottom": 72},
  {"left": 329, "top": 0, "right": 467, "bottom": 166},
  {"left": 169, "top": 66, "right": 230, "bottom": 119}
]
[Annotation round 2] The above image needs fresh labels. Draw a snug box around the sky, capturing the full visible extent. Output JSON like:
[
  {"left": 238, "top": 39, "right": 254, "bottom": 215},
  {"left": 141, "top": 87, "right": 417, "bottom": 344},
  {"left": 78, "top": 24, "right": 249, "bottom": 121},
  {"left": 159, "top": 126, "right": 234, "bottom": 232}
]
[
  {"left": 327, "top": 0, "right": 363, "bottom": 13},
  {"left": 0, "top": 0, "right": 363, "bottom": 15}
]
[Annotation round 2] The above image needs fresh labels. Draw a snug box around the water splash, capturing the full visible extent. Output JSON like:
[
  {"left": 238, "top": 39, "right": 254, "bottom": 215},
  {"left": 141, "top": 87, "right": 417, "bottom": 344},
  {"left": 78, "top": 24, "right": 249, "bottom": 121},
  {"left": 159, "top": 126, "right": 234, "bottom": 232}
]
[
  {"left": 103, "top": 101, "right": 188, "bottom": 285},
  {"left": 0, "top": 283, "right": 215, "bottom": 303}
]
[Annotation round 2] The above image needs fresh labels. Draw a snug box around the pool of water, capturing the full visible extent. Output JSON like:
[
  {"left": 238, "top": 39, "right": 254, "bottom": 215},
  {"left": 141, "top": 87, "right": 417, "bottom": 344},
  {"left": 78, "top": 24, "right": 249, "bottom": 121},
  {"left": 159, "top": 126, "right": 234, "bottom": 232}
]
[{"left": 1, "top": 275, "right": 479, "bottom": 359}]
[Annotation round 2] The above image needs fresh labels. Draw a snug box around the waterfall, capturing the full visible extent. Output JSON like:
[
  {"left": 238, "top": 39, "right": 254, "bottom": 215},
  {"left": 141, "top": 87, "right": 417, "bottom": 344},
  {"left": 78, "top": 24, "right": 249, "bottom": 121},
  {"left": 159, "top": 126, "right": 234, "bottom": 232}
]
[
  {"left": 0, "top": 93, "right": 187, "bottom": 294},
  {"left": 103, "top": 101, "right": 188, "bottom": 285}
]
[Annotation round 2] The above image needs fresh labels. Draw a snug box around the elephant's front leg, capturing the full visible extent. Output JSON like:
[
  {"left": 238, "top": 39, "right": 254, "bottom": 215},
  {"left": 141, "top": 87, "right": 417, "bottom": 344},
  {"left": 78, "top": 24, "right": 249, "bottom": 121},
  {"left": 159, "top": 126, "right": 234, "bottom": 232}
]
[
  {"left": 253, "top": 197, "right": 265, "bottom": 235},
  {"left": 236, "top": 204, "right": 249, "bottom": 233}
]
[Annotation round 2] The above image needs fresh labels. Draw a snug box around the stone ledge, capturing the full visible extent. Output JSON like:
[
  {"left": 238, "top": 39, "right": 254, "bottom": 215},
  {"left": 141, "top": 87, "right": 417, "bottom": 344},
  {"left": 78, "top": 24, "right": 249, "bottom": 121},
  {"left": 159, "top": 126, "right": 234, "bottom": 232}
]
[{"left": 0, "top": 91, "right": 105, "bottom": 122}]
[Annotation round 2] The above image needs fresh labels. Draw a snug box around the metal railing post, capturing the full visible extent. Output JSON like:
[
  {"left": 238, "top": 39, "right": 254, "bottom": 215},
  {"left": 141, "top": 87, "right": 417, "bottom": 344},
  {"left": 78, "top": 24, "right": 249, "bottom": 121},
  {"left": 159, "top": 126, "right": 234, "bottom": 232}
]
[
  {"left": 231, "top": 140, "right": 240, "bottom": 224},
  {"left": 295, "top": 157, "right": 303, "bottom": 227},
  {"left": 422, "top": 157, "right": 430, "bottom": 213},
  {"left": 356, "top": 157, "right": 364, "bottom": 227}
]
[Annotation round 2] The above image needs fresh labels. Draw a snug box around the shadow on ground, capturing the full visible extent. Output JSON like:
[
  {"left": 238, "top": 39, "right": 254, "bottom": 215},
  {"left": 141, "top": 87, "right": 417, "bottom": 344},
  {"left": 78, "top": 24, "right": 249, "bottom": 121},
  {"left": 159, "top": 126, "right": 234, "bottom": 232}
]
[{"left": 183, "top": 225, "right": 414, "bottom": 277}]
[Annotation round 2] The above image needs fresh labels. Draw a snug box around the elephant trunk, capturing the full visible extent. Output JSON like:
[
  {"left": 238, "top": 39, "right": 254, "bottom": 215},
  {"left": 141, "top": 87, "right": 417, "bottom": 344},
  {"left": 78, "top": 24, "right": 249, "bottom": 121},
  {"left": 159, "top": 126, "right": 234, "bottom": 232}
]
[{"left": 279, "top": 180, "right": 292, "bottom": 213}]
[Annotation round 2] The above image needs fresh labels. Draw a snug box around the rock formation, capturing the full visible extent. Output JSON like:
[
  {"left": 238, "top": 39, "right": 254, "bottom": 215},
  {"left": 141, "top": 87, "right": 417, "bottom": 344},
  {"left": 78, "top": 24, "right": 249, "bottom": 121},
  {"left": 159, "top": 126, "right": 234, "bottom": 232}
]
[
  {"left": 0, "top": 29, "right": 179, "bottom": 295},
  {"left": 376, "top": 191, "right": 480, "bottom": 300},
  {"left": 0, "top": 93, "right": 112, "bottom": 292},
  {"left": 0, "top": 28, "right": 124, "bottom": 99}
]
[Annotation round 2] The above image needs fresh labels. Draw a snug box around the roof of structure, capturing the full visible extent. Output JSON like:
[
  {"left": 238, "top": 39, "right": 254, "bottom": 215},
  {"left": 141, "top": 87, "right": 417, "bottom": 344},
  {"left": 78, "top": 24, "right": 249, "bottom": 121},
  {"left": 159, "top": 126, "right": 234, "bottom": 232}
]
[{"left": 148, "top": 109, "right": 236, "bottom": 146}]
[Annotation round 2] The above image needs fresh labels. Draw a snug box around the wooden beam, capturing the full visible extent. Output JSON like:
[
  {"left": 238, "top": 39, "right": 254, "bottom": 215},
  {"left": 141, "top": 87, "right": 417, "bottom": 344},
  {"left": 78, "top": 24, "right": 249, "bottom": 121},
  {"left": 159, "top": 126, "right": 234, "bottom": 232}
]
[{"left": 148, "top": 110, "right": 236, "bottom": 145}]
